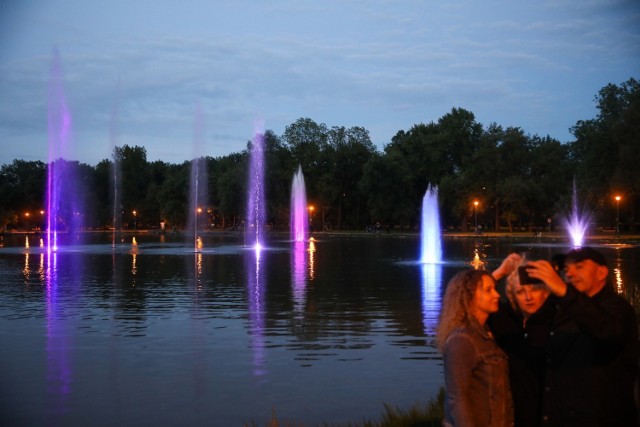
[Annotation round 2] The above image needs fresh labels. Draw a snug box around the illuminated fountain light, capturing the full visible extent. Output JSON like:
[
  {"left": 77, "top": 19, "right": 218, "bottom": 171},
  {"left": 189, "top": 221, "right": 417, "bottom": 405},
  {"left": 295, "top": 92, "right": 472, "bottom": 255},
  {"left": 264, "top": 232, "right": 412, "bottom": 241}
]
[
  {"left": 188, "top": 103, "right": 208, "bottom": 253},
  {"left": 47, "top": 48, "right": 83, "bottom": 252},
  {"left": 564, "top": 181, "right": 590, "bottom": 247},
  {"left": 420, "top": 185, "right": 442, "bottom": 264},
  {"left": 290, "top": 166, "right": 308, "bottom": 243},
  {"left": 110, "top": 81, "right": 122, "bottom": 249},
  {"left": 246, "top": 120, "right": 266, "bottom": 249}
]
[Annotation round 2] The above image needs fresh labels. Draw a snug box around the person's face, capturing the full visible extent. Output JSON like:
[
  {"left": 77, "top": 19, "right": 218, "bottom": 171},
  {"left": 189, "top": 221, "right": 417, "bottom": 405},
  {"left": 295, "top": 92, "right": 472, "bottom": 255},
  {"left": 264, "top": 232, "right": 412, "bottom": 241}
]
[
  {"left": 472, "top": 275, "right": 500, "bottom": 318},
  {"left": 564, "top": 259, "right": 608, "bottom": 297},
  {"left": 512, "top": 283, "right": 549, "bottom": 318}
]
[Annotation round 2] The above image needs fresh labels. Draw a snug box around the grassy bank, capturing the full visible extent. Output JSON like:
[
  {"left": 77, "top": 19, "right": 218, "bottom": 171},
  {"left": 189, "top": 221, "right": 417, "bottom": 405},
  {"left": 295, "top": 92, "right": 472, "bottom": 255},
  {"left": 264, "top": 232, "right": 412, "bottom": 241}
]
[{"left": 246, "top": 387, "right": 445, "bottom": 427}]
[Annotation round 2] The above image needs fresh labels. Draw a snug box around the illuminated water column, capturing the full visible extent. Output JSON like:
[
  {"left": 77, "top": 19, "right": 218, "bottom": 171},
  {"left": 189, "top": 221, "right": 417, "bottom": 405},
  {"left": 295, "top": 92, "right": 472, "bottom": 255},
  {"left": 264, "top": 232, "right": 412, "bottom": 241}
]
[
  {"left": 188, "top": 103, "right": 208, "bottom": 252},
  {"left": 420, "top": 185, "right": 442, "bottom": 264},
  {"left": 290, "top": 166, "right": 308, "bottom": 242},
  {"left": 47, "top": 48, "right": 82, "bottom": 251},
  {"left": 110, "top": 80, "right": 121, "bottom": 248},
  {"left": 111, "top": 153, "right": 120, "bottom": 248},
  {"left": 246, "top": 121, "right": 266, "bottom": 249},
  {"left": 46, "top": 49, "right": 70, "bottom": 252},
  {"left": 564, "top": 180, "right": 589, "bottom": 247}
]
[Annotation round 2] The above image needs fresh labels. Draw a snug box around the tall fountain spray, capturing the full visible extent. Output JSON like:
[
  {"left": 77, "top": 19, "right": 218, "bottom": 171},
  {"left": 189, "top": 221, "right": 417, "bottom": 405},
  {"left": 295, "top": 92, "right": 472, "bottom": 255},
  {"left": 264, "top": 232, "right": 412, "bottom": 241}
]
[
  {"left": 290, "top": 166, "right": 308, "bottom": 242},
  {"left": 188, "top": 103, "right": 208, "bottom": 252},
  {"left": 420, "top": 185, "right": 442, "bottom": 264},
  {"left": 564, "top": 180, "right": 589, "bottom": 247},
  {"left": 47, "top": 48, "right": 82, "bottom": 251},
  {"left": 246, "top": 121, "right": 266, "bottom": 249},
  {"left": 110, "top": 80, "right": 121, "bottom": 248}
]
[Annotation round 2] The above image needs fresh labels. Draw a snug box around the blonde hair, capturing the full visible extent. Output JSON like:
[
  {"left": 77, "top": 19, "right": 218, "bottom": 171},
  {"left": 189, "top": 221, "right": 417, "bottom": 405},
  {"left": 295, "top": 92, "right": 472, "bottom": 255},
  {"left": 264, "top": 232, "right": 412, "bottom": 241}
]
[
  {"left": 504, "top": 267, "right": 521, "bottom": 310},
  {"left": 505, "top": 264, "right": 550, "bottom": 315},
  {"left": 436, "top": 269, "right": 494, "bottom": 352}
]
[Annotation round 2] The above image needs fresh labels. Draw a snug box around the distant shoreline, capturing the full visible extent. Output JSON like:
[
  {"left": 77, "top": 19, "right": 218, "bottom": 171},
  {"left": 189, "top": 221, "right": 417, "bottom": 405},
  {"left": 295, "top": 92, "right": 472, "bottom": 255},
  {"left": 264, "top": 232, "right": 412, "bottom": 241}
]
[{"left": 4, "top": 228, "right": 640, "bottom": 244}]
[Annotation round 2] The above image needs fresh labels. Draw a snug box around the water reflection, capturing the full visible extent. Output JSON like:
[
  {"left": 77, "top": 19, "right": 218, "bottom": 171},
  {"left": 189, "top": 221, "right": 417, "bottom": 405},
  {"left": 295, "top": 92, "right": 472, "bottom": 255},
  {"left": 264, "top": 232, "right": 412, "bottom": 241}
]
[
  {"left": 45, "top": 251, "right": 73, "bottom": 417},
  {"left": 292, "top": 241, "right": 307, "bottom": 317},
  {"left": 39, "top": 253, "right": 46, "bottom": 282},
  {"left": 23, "top": 252, "right": 30, "bottom": 278},
  {"left": 195, "top": 252, "right": 203, "bottom": 289},
  {"left": 614, "top": 259, "right": 624, "bottom": 294},
  {"left": 130, "top": 252, "right": 137, "bottom": 277},
  {"left": 612, "top": 247, "right": 626, "bottom": 295},
  {"left": 469, "top": 244, "right": 487, "bottom": 270},
  {"left": 246, "top": 248, "right": 266, "bottom": 376},
  {"left": 2, "top": 234, "right": 638, "bottom": 426},
  {"left": 309, "top": 238, "right": 316, "bottom": 280},
  {"left": 420, "top": 263, "right": 442, "bottom": 336}
]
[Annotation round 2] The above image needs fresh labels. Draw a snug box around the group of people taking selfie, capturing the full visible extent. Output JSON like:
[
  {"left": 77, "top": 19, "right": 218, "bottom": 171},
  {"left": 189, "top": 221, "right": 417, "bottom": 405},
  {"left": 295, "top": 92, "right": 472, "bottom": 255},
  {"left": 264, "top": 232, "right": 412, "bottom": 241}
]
[{"left": 436, "top": 247, "right": 639, "bottom": 426}]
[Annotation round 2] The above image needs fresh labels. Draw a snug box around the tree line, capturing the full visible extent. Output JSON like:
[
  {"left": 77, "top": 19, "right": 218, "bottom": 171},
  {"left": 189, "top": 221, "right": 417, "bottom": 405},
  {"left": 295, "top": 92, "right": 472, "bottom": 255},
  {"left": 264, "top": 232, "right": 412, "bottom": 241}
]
[{"left": 1, "top": 78, "right": 638, "bottom": 234}]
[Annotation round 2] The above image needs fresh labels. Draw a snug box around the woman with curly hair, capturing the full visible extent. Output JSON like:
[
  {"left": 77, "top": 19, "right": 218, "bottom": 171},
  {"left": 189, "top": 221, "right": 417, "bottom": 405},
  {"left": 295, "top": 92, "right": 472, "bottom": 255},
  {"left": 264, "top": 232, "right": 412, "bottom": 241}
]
[{"left": 436, "top": 269, "right": 514, "bottom": 427}]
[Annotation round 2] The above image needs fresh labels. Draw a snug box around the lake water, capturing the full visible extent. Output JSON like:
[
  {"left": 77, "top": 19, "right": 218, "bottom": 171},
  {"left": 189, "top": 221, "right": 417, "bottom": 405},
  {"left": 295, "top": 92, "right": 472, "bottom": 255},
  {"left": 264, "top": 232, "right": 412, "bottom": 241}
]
[{"left": 1, "top": 232, "right": 638, "bottom": 426}]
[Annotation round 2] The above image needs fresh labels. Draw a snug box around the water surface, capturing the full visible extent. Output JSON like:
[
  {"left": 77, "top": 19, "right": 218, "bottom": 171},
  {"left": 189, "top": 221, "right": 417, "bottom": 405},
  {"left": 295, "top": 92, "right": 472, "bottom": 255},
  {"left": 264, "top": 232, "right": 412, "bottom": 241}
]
[{"left": 1, "top": 233, "right": 638, "bottom": 426}]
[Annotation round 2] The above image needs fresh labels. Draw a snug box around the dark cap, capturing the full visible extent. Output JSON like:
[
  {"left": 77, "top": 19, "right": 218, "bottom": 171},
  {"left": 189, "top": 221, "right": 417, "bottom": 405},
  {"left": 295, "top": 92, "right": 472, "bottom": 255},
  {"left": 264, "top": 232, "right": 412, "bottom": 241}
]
[{"left": 564, "top": 247, "right": 607, "bottom": 267}]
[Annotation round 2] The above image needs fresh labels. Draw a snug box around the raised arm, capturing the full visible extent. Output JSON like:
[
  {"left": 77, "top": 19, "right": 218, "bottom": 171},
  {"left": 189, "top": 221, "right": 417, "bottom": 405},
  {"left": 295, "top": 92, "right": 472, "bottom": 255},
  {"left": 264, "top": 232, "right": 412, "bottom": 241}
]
[{"left": 492, "top": 253, "right": 522, "bottom": 281}]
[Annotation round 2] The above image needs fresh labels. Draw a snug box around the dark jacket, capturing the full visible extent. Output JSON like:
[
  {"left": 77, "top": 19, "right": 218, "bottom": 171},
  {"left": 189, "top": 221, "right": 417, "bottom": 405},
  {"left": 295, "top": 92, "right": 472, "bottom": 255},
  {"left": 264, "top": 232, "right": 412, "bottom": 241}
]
[
  {"left": 541, "top": 283, "right": 639, "bottom": 427},
  {"left": 443, "top": 317, "right": 514, "bottom": 427},
  {"left": 490, "top": 298, "right": 556, "bottom": 427}
]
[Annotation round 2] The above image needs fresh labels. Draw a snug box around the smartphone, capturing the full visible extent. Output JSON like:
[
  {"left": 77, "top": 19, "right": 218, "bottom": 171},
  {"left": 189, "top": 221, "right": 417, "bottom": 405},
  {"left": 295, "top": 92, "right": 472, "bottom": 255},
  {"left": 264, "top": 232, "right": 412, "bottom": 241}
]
[{"left": 518, "top": 265, "right": 543, "bottom": 285}]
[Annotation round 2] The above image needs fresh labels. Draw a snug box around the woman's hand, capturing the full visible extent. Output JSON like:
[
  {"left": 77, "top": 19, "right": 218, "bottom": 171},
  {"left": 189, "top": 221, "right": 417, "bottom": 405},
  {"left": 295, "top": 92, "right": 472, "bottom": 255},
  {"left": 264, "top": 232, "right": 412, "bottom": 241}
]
[{"left": 492, "top": 253, "right": 522, "bottom": 281}]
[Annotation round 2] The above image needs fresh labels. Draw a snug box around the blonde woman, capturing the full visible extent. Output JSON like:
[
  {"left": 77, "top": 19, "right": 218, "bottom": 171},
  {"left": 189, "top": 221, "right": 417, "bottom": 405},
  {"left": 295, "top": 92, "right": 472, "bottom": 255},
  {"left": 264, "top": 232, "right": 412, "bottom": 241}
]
[
  {"left": 490, "top": 255, "right": 555, "bottom": 427},
  {"left": 437, "top": 269, "right": 514, "bottom": 427}
]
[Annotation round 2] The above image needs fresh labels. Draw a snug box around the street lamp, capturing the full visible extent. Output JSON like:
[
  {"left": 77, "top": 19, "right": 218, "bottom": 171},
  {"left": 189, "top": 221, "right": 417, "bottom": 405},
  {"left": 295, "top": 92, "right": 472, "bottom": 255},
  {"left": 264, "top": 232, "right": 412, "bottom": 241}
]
[
  {"left": 615, "top": 195, "right": 621, "bottom": 235},
  {"left": 133, "top": 210, "right": 137, "bottom": 230},
  {"left": 308, "top": 205, "right": 315, "bottom": 231},
  {"left": 473, "top": 200, "right": 479, "bottom": 229}
]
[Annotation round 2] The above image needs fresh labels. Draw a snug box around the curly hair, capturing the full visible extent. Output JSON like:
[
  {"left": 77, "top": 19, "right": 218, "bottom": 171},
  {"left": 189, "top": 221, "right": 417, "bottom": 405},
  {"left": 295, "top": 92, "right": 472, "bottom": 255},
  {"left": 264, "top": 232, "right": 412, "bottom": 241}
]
[{"left": 436, "top": 269, "right": 495, "bottom": 352}]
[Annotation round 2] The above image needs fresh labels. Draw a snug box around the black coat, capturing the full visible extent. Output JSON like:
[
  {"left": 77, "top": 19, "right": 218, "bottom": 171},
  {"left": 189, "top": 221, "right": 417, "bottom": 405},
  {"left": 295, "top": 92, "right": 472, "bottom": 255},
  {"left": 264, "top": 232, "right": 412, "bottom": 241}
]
[
  {"left": 540, "top": 284, "right": 639, "bottom": 427},
  {"left": 490, "top": 298, "right": 556, "bottom": 427}
]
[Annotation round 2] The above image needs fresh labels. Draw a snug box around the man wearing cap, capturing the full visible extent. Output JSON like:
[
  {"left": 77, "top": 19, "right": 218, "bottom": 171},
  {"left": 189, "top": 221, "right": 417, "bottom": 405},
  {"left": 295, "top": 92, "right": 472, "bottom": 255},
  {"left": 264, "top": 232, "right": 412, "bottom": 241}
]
[{"left": 526, "top": 247, "right": 639, "bottom": 426}]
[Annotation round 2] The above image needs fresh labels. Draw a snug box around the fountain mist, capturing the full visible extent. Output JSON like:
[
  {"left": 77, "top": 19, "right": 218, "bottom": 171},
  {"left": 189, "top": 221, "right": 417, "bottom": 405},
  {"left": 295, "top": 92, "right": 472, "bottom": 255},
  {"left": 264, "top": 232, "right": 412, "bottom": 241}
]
[
  {"left": 188, "top": 103, "right": 208, "bottom": 252},
  {"left": 110, "top": 80, "right": 121, "bottom": 248},
  {"left": 420, "top": 185, "right": 442, "bottom": 264},
  {"left": 246, "top": 121, "right": 266, "bottom": 249},
  {"left": 290, "top": 166, "right": 308, "bottom": 242},
  {"left": 47, "top": 48, "right": 82, "bottom": 251},
  {"left": 564, "top": 180, "right": 589, "bottom": 247}
]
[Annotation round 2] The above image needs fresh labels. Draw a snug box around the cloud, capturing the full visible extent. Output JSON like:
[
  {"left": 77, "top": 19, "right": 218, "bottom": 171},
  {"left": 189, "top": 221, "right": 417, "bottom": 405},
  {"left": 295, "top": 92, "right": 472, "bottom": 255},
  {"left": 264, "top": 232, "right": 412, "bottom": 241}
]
[{"left": 1, "top": 0, "right": 639, "bottom": 166}]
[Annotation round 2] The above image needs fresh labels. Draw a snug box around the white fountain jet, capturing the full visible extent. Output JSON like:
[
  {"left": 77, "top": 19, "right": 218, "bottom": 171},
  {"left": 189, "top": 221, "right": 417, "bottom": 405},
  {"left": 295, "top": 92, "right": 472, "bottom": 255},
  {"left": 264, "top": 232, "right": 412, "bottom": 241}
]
[
  {"left": 246, "top": 120, "right": 266, "bottom": 251},
  {"left": 420, "top": 185, "right": 442, "bottom": 264},
  {"left": 290, "top": 166, "right": 308, "bottom": 243}
]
